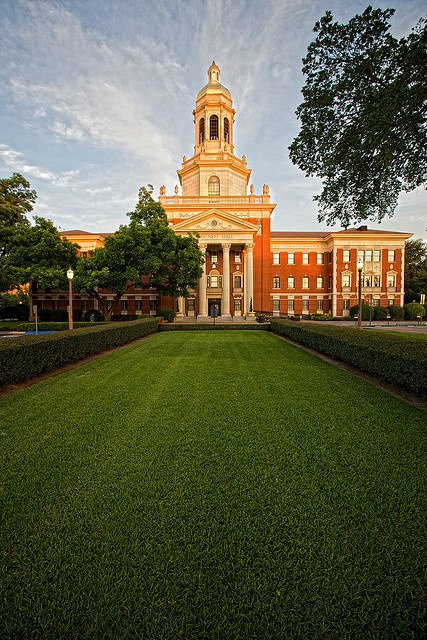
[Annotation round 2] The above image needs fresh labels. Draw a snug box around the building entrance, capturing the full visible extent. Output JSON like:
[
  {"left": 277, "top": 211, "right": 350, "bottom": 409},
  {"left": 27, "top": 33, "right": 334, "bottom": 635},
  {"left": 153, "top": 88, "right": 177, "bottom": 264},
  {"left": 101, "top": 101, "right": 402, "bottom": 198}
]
[{"left": 208, "top": 299, "right": 221, "bottom": 317}]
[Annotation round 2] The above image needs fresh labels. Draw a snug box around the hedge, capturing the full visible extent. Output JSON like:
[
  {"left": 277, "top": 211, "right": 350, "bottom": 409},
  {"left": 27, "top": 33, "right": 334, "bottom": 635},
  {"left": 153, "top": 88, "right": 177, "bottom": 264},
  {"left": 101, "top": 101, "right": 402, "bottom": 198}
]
[
  {"left": 0, "top": 321, "right": 105, "bottom": 332},
  {"left": 158, "top": 323, "right": 270, "bottom": 331},
  {"left": 270, "top": 319, "right": 427, "bottom": 399},
  {"left": 0, "top": 317, "right": 159, "bottom": 387}
]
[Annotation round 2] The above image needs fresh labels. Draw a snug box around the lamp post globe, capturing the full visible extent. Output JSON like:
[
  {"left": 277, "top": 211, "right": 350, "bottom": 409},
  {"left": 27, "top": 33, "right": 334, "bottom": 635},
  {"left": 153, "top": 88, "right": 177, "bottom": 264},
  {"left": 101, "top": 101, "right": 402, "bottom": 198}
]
[{"left": 67, "top": 267, "right": 74, "bottom": 330}]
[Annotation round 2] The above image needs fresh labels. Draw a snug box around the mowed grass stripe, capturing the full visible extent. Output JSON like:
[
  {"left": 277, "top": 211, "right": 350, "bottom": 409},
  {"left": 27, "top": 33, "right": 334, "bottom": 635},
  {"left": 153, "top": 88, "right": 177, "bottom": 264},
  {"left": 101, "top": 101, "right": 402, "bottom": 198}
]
[{"left": 0, "top": 331, "right": 426, "bottom": 640}]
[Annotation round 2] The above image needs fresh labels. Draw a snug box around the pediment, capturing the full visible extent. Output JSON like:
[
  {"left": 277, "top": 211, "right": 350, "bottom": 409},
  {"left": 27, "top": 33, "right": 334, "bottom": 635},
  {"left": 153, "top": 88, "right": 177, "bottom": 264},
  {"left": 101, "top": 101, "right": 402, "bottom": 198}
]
[{"left": 171, "top": 209, "right": 259, "bottom": 233}]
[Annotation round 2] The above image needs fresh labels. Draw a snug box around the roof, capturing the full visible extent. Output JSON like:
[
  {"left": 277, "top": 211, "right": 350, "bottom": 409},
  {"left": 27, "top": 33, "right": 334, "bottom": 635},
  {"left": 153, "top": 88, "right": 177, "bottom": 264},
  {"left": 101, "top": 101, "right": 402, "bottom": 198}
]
[
  {"left": 271, "top": 228, "right": 411, "bottom": 238},
  {"left": 60, "top": 230, "right": 113, "bottom": 237}
]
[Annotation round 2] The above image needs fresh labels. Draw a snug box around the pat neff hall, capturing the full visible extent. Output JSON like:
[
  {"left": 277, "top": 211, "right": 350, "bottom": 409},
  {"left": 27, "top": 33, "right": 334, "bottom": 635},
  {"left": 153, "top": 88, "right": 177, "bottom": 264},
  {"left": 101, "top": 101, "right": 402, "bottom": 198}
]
[{"left": 35, "top": 63, "right": 411, "bottom": 318}]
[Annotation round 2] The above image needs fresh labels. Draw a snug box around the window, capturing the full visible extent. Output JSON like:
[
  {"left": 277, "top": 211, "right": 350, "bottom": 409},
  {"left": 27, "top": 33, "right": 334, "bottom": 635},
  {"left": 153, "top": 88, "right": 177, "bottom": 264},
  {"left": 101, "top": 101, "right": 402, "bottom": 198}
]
[
  {"left": 134, "top": 281, "right": 143, "bottom": 289},
  {"left": 224, "top": 117, "right": 230, "bottom": 143},
  {"left": 388, "top": 299, "right": 394, "bottom": 306},
  {"left": 273, "top": 299, "right": 280, "bottom": 312},
  {"left": 317, "top": 299, "right": 323, "bottom": 312},
  {"left": 288, "top": 298, "right": 294, "bottom": 313},
  {"left": 149, "top": 300, "right": 157, "bottom": 311},
  {"left": 82, "top": 300, "right": 87, "bottom": 311},
  {"left": 317, "top": 253, "right": 324, "bottom": 265},
  {"left": 357, "top": 250, "right": 365, "bottom": 263},
  {"left": 121, "top": 300, "right": 128, "bottom": 311},
  {"left": 234, "top": 251, "right": 241, "bottom": 263},
  {"left": 287, "top": 253, "right": 295, "bottom": 265},
  {"left": 208, "top": 275, "right": 221, "bottom": 288},
  {"left": 234, "top": 298, "right": 242, "bottom": 311},
  {"left": 210, "top": 252, "right": 218, "bottom": 264},
  {"left": 273, "top": 276, "right": 281, "bottom": 289},
  {"left": 287, "top": 276, "right": 294, "bottom": 289},
  {"left": 53, "top": 300, "right": 59, "bottom": 310},
  {"left": 373, "top": 299, "right": 380, "bottom": 306},
  {"left": 208, "top": 176, "right": 220, "bottom": 196},
  {"left": 149, "top": 276, "right": 156, "bottom": 288},
  {"left": 187, "top": 299, "right": 195, "bottom": 311},
  {"left": 373, "top": 250, "right": 381, "bottom": 262},
  {"left": 273, "top": 253, "right": 280, "bottom": 265},
  {"left": 317, "top": 276, "right": 324, "bottom": 289},
  {"left": 302, "top": 298, "right": 309, "bottom": 312},
  {"left": 387, "top": 274, "right": 396, "bottom": 288},
  {"left": 199, "top": 118, "right": 205, "bottom": 143},
  {"left": 328, "top": 275, "right": 332, "bottom": 289},
  {"left": 302, "top": 277, "right": 309, "bottom": 289},
  {"left": 388, "top": 250, "right": 395, "bottom": 262},
  {"left": 234, "top": 275, "right": 242, "bottom": 288},
  {"left": 343, "top": 299, "right": 350, "bottom": 311},
  {"left": 209, "top": 114, "right": 219, "bottom": 140},
  {"left": 374, "top": 275, "right": 380, "bottom": 287},
  {"left": 302, "top": 253, "right": 309, "bottom": 265},
  {"left": 365, "top": 250, "right": 373, "bottom": 262},
  {"left": 364, "top": 275, "right": 372, "bottom": 287},
  {"left": 343, "top": 250, "right": 350, "bottom": 262},
  {"left": 329, "top": 251, "right": 333, "bottom": 264},
  {"left": 135, "top": 300, "right": 142, "bottom": 311},
  {"left": 342, "top": 274, "right": 351, "bottom": 287}
]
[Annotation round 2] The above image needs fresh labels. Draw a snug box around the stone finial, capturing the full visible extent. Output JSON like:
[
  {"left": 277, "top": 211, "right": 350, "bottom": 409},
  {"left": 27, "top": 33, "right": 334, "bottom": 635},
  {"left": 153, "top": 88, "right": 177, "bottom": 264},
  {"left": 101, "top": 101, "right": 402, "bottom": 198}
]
[
  {"left": 174, "top": 185, "right": 179, "bottom": 195},
  {"left": 250, "top": 184, "right": 254, "bottom": 194},
  {"left": 263, "top": 183, "right": 269, "bottom": 194},
  {"left": 242, "top": 155, "right": 246, "bottom": 163},
  {"left": 182, "top": 155, "right": 186, "bottom": 163},
  {"left": 159, "top": 185, "right": 166, "bottom": 195}
]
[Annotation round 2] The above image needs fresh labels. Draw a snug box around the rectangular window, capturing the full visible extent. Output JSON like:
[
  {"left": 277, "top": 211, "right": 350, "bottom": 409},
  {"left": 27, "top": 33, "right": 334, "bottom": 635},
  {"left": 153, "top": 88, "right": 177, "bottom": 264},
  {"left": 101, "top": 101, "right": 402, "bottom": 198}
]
[
  {"left": 342, "top": 274, "right": 351, "bottom": 287},
  {"left": 273, "top": 299, "right": 280, "bottom": 312},
  {"left": 234, "top": 298, "right": 242, "bottom": 311},
  {"left": 135, "top": 300, "right": 142, "bottom": 311},
  {"left": 387, "top": 274, "right": 396, "bottom": 288},
  {"left": 302, "top": 298, "right": 309, "bottom": 312},
  {"left": 273, "top": 253, "right": 280, "bottom": 265},
  {"left": 317, "top": 276, "right": 323, "bottom": 289},
  {"left": 121, "top": 300, "right": 128, "bottom": 311},
  {"left": 374, "top": 275, "right": 381, "bottom": 287},
  {"left": 208, "top": 275, "right": 220, "bottom": 288},
  {"left": 210, "top": 252, "right": 218, "bottom": 264},
  {"left": 317, "top": 299, "right": 323, "bottom": 312},
  {"left": 82, "top": 300, "right": 88, "bottom": 311},
  {"left": 149, "top": 300, "right": 157, "bottom": 311},
  {"left": 234, "top": 275, "right": 242, "bottom": 288},
  {"left": 317, "top": 253, "right": 324, "bottom": 265},
  {"left": 287, "top": 253, "right": 295, "bottom": 265},
  {"left": 343, "top": 249, "right": 350, "bottom": 262},
  {"left": 287, "top": 276, "right": 294, "bottom": 289},
  {"left": 364, "top": 275, "right": 372, "bottom": 287},
  {"left": 373, "top": 299, "right": 380, "bottom": 306},
  {"left": 188, "top": 298, "right": 195, "bottom": 311},
  {"left": 302, "top": 253, "right": 309, "bottom": 265},
  {"left": 234, "top": 252, "right": 241, "bottom": 263},
  {"left": 328, "top": 251, "right": 333, "bottom": 264},
  {"left": 365, "top": 250, "right": 373, "bottom": 262},
  {"left": 53, "top": 300, "right": 59, "bottom": 310},
  {"left": 373, "top": 250, "right": 381, "bottom": 262},
  {"left": 288, "top": 298, "right": 294, "bottom": 313},
  {"left": 302, "top": 277, "right": 309, "bottom": 289},
  {"left": 273, "top": 276, "right": 281, "bottom": 289},
  {"left": 328, "top": 275, "right": 332, "bottom": 289},
  {"left": 388, "top": 250, "right": 395, "bottom": 262},
  {"left": 388, "top": 299, "right": 394, "bottom": 306},
  {"left": 343, "top": 299, "right": 350, "bottom": 310},
  {"left": 357, "top": 250, "right": 365, "bottom": 263}
]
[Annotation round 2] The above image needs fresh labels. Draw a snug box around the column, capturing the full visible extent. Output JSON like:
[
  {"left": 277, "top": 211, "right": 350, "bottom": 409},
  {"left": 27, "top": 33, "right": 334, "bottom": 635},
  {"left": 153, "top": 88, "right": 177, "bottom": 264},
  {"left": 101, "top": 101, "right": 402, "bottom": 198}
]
[
  {"left": 245, "top": 242, "right": 254, "bottom": 315},
  {"left": 332, "top": 246, "right": 337, "bottom": 317},
  {"left": 198, "top": 243, "right": 207, "bottom": 317},
  {"left": 222, "top": 243, "right": 231, "bottom": 317},
  {"left": 177, "top": 296, "right": 185, "bottom": 317}
]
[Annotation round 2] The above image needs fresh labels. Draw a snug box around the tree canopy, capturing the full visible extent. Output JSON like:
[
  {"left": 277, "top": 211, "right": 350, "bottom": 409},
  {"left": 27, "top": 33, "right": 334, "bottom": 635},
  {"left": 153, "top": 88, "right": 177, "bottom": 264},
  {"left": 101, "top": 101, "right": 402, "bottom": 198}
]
[
  {"left": 75, "top": 185, "right": 203, "bottom": 319},
  {"left": 289, "top": 6, "right": 427, "bottom": 227},
  {"left": 404, "top": 238, "right": 427, "bottom": 303}
]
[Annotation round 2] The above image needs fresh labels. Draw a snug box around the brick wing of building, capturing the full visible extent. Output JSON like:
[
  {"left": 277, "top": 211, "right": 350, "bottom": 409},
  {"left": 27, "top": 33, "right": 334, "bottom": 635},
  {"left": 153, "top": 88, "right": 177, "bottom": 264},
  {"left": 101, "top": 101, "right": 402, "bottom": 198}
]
[{"left": 36, "top": 62, "right": 411, "bottom": 319}]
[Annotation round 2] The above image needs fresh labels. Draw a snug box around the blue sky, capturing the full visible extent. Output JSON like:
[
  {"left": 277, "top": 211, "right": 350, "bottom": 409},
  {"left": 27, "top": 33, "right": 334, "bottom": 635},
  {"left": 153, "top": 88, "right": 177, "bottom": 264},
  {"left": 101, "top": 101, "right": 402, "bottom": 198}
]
[{"left": 1, "top": 0, "right": 425, "bottom": 239}]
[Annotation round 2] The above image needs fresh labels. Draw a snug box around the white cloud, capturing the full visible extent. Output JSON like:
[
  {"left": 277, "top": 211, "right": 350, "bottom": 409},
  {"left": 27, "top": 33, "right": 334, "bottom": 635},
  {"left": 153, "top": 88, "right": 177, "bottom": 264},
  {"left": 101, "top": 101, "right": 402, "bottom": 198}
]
[{"left": 0, "top": 144, "right": 78, "bottom": 187}]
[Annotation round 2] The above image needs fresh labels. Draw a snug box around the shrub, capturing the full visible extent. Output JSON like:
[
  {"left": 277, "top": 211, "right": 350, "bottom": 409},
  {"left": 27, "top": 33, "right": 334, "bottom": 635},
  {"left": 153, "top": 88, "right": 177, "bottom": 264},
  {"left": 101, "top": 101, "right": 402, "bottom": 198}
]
[
  {"left": 0, "top": 304, "right": 29, "bottom": 320},
  {"left": 73, "top": 309, "right": 83, "bottom": 322},
  {"left": 111, "top": 314, "right": 138, "bottom": 322},
  {"left": 51, "top": 309, "right": 69, "bottom": 322},
  {"left": 387, "top": 305, "right": 405, "bottom": 320},
  {"left": 0, "top": 317, "right": 159, "bottom": 387},
  {"left": 309, "top": 313, "right": 332, "bottom": 321},
  {"left": 39, "top": 309, "right": 52, "bottom": 321},
  {"left": 404, "top": 303, "right": 426, "bottom": 320},
  {"left": 159, "top": 308, "right": 176, "bottom": 323},
  {"left": 82, "top": 309, "right": 104, "bottom": 322},
  {"left": 373, "top": 306, "right": 388, "bottom": 321},
  {"left": 270, "top": 319, "right": 427, "bottom": 398},
  {"left": 349, "top": 304, "right": 372, "bottom": 320},
  {"left": 158, "top": 323, "right": 269, "bottom": 331}
]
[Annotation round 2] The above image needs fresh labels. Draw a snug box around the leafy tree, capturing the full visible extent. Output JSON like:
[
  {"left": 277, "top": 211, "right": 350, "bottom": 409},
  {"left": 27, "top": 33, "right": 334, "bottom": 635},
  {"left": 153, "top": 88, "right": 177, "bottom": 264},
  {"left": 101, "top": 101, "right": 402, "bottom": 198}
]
[
  {"left": 75, "top": 185, "right": 203, "bottom": 320},
  {"left": 289, "top": 7, "right": 426, "bottom": 227},
  {"left": 404, "top": 238, "right": 427, "bottom": 303}
]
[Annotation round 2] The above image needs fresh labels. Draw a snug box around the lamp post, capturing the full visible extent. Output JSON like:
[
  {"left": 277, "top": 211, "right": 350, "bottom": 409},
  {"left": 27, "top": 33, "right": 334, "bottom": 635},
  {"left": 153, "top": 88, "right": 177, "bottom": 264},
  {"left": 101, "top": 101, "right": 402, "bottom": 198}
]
[
  {"left": 357, "top": 259, "right": 364, "bottom": 329},
  {"left": 67, "top": 267, "right": 74, "bottom": 331}
]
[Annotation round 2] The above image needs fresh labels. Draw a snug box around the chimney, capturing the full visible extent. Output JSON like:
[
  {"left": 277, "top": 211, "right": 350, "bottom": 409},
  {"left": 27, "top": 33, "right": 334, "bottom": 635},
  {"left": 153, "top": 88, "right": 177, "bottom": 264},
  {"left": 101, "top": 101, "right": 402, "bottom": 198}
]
[{"left": 358, "top": 225, "right": 368, "bottom": 231}]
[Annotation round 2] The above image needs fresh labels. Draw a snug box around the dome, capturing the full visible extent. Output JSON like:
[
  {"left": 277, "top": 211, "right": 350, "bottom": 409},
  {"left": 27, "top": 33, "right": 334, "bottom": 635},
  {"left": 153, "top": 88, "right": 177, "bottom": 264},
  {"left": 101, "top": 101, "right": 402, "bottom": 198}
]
[{"left": 196, "top": 61, "right": 232, "bottom": 101}]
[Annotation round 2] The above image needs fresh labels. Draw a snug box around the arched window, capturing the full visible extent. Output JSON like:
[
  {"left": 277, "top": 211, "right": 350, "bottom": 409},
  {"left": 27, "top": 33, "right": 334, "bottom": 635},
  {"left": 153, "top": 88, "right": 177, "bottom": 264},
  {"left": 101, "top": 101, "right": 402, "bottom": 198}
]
[
  {"left": 224, "top": 117, "right": 229, "bottom": 143},
  {"left": 208, "top": 176, "right": 220, "bottom": 196},
  {"left": 199, "top": 118, "right": 205, "bottom": 143},
  {"left": 210, "top": 115, "right": 219, "bottom": 140}
]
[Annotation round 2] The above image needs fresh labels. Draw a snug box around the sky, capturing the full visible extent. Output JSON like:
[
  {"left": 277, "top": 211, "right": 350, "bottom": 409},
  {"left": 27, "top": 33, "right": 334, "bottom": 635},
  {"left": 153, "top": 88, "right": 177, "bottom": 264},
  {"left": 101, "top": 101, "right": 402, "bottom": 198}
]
[{"left": 1, "top": 0, "right": 425, "bottom": 239}]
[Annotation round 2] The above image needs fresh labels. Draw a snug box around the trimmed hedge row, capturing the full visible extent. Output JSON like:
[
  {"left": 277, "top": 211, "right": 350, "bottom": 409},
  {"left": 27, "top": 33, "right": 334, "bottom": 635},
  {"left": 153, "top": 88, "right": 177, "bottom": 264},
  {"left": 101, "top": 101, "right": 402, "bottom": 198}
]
[
  {"left": 158, "top": 323, "right": 270, "bottom": 331},
  {"left": 0, "top": 321, "right": 105, "bottom": 331},
  {"left": 270, "top": 319, "right": 427, "bottom": 399},
  {"left": 0, "top": 317, "right": 159, "bottom": 387}
]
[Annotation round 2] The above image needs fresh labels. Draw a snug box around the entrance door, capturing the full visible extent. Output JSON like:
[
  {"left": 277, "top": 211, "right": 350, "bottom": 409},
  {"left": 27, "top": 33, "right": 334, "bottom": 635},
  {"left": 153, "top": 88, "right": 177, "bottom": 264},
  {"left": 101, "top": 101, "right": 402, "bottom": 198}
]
[{"left": 208, "top": 299, "right": 221, "bottom": 317}]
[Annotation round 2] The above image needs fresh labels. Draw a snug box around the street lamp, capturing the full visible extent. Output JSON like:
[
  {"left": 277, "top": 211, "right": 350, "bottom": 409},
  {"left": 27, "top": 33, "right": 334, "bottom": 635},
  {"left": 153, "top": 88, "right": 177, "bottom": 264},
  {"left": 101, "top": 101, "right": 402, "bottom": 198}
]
[
  {"left": 357, "top": 258, "right": 364, "bottom": 329},
  {"left": 67, "top": 267, "right": 74, "bottom": 331}
]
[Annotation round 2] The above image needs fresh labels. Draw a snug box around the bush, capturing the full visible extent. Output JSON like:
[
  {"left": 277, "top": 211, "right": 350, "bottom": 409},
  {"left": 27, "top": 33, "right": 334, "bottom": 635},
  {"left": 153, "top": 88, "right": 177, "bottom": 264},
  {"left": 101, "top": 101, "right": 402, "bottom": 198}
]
[
  {"left": 0, "top": 304, "right": 29, "bottom": 321},
  {"left": 159, "top": 308, "right": 176, "bottom": 323},
  {"left": 73, "top": 309, "right": 83, "bottom": 322},
  {"left": 110, "top": 314, "right": 138, "bottom": 322},
  {"left": 404, "top": 303, "right": 426, "bottom": 320},
  {"left": 0, "top": 317, "right": 159, "bottom": 387},
  {"left": 309, "top": 313, "right": 332, "bottom": 321},
  {"left": 373, "top": 306, "right": 388, "bottom": 321},
  {"left": 39, "top": 309, "right": 52, "bottom": 321},
  {"left": 349, "top": 304, "right": 372, "bottom": 320},
  {"left": 82, "top": 309, "right": 104, "bottom": 322},
  {"left": 51, "top": 309, "right": 69, "bottom": 322},
  {"left": 387, "top": 305, "right": 405, "bottom": 320},
  {"left": 158, "top": 323, "right": 269, "bottom": 331},
  {"left": 270, "top": 319, "right": 427, "bottom": 398}
]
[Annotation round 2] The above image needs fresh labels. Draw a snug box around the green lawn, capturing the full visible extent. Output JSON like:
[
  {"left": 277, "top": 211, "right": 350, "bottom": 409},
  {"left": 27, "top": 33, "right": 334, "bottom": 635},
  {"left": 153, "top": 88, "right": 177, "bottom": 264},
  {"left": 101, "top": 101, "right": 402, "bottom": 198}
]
[{"left": 1, "top": 331, "right": 426, "bottom": 639}]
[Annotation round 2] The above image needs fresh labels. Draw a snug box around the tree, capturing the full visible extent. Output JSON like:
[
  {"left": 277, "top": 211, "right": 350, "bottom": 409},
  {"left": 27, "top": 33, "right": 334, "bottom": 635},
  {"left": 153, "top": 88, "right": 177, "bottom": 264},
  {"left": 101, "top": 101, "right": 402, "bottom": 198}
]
[
  {"left": 75, "top": 185, "right": 203, "bottom": 320},
  {"left": 289, "top": 7, "right": 426, "bottom": 227},
  {"left": 404, "top": 238, "right": 427, "bottom": 303}
]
